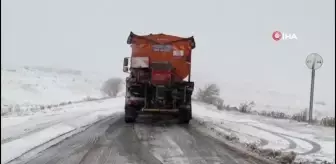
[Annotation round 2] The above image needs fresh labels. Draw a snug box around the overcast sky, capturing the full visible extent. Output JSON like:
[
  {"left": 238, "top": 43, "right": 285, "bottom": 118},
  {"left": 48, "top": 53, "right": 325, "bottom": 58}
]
[{"left": 1, "top": 0, "right": 335, "bottom": 105}]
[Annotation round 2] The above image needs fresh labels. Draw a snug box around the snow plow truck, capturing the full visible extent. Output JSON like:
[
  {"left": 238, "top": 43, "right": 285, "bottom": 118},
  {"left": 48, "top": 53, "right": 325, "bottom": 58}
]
[{"left": 123, "top": 32, "right": 196, "bottom": 124}]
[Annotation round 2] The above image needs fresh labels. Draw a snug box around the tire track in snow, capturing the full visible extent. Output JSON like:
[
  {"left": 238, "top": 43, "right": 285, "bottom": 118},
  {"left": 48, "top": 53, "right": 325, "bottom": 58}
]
[
  {"left": 203, "top": 118, "right": 321, "bottom": 155},
  {"left": 204, "top": 119, "right": 295, "bottom": 150},
  {"left": 18, "top": 115, "right": 272, "bottom": 164},
  {"left": 232, "top": 122, "right": 297, "bottom": 151},
  {"left": 77, "top": 117, "right": 148, "bottom": 164},
  {"left": 134, "top": 120, "right": 263, "bottom": 164},
  {"left": 135, "top": 120, "right": 227, "bottom": 164},
  {"left": 174, "top": 125, "right": 237, "bottom": 164},
  {"left": 11, "top": 115, "right": 123, "bottom": 164},
  {"left": 206, "top": 121, "right": 269, "bottom": 147},
  {"left": 248, "top": 125, "right": 321, "bottom": 155},
  {"left": 114, "top": 123, "right": 162, "bottom": 164},
  {"left": 134, "top": 122, "right": 187, "bottom": 164}
]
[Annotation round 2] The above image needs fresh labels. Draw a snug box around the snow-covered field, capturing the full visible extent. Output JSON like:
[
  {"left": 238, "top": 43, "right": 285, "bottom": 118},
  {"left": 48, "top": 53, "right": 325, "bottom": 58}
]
[
  {"left": 1, "top": 66, "right": 125, "bottom": 163},
  {"left": 193, "top": 76, "right": 335, "bottom": 120},
  {"left": 192, "top": 101, "right": 335, "bottom": 164},
  {"left": 2, "top": 99, "right": 334, "bottom": 164},
  {"left": 1, "top": 98, "right": 124, "bottom": 164},
  {"left": 1, "top": 66, "right": 114, "bottom": 115},
  {"left": 1, "top": 66, "right": 108, "bottom": 105},
  {"left": 1, "top": 66, "right": 334, "bottom": 164},
  {"left": 2, "top": 65, "right": 333, "bottom": 119}
]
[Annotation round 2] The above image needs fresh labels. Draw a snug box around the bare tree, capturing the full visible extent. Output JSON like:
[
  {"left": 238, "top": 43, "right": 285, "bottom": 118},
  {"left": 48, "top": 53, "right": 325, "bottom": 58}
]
[
  {"left": 214, "top": 97, "right": 224, "bottom": 110},
  {"left": 101, "top": 78, "right": 123, "bottom": 97},
  {"left": 239, "top": 101, "right": 255, "bottom": 113},
  {"left": 196, "top": 83, "right": 222, "bottom": 106}
]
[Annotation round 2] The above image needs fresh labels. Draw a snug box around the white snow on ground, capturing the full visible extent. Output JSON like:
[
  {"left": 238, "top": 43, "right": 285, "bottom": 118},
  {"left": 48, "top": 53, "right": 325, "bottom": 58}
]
[
  {"left": 1, "top": 65, "right": 125, "bottom": 164},
  {"left": 1, "top": 99, "right": 123, "bottom": 142},
  {"left": 2, "top": 123, "right": 74, "bottom": 164},
  {"left": 193, "top": 78, "right": 335, "bottom": 120},
  {"left": 192, "top": 101, "right": 335, "bottom": 163},
  {"left": 1, "top": 66, "right": 110, "bottom": 114},
  {"left": 2, "top": 65, "right": 334, "bottom": 163},
  {"left": 1, "top": 98, "right": 124, "bottom": 164}
]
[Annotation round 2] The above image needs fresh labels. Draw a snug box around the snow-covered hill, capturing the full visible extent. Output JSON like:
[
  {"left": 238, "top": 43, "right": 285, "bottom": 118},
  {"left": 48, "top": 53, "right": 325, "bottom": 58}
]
[
  {"left": 1, "top": 66, "right": 115, "bottom": 114},
  {"left": 192, "top": 75, "right": 335, "bottom": 119},
  {"left": 1, "top": 65, "right": 333, "bottom": 119},
  {"left": 0, "top": 66, "right": 333, "bottom": 164}
]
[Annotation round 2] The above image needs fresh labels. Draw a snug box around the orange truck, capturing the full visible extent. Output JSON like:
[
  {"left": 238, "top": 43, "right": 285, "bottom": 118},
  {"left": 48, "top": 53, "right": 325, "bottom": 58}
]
[{"left": 122, "top": 32, "right": 196, "bottom": 124}]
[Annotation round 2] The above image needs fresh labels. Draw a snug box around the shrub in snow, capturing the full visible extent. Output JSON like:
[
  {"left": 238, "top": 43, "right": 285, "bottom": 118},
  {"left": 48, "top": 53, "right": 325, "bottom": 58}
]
[
  {"left": 101, "top": 77, "right": 123, "bottom": 97},
  {"left": 291, "top": 110, "right": 308, "bottom": 122},
  {"left": 246, "top": 143, "right": 257, "bottom": 151},
  {"left": 276, "top": 151, "right": 296, "bottom": 164},
  {"left": 259, "top": 149, "right": 282, "bottom": 158},
  {"left": 228, "top": 106, "right": 239, "bottom": 111},
  {"left": 246, "top": 143, "right": 297, "bottom": 164},
  {"left": 14, "top": 105, "right": 21, "bottom": 113},
  {"left": 83, "top": 96, "right": 99, "bottom": 101},
  {"left": 320, "top": 117, "right": 335, "bottom": 127},
  {"left": 238, "top": 101, "right": 255, "bottom": 113},
  {"left": 196, "top": 84, "right": 219, "bottom": 103},
  {"left": 214, "top": 98, "right": 224, "bottom": 110},
  {"left": 259, "top": 111, "right": 289, "bottom": 119},
  {"left": 196, "top": 83, "right": 224, "bottom": 109},
  {"left": 224, "top": 134, "right": 239, "bottom": 141},
  {"left": 59, "top": 102, "right": 67, "bottom": 106}
]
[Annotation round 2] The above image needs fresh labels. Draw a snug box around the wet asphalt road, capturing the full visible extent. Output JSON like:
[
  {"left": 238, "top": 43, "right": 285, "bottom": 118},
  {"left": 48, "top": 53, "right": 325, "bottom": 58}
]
[{"left": 15, "top": 115, "right": 269, "bottom": 164}]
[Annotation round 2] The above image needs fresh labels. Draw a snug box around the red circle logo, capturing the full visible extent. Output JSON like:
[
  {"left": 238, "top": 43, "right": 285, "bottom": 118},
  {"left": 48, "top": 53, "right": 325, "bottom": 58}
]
[{"left": 272, "top": 31, "right": 282, "bottom": 41}]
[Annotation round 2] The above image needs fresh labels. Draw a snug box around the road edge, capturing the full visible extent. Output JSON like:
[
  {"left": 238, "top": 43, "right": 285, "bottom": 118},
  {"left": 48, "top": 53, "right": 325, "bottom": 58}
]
[
  {"left": 190, "top": 118, "right": 279, "bottom": 164},
  {"left": 4, "top": 113, "right": 122, "bottom": 164}
]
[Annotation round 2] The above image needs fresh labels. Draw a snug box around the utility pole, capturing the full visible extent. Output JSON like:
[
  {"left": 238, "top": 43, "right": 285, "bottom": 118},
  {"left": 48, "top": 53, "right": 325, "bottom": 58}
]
[
  {"left": 305, "top": 53, "right": 323, "bottom": 124},
  {"left": 308, "top": 67, "right": 315, "bottom": 123}
]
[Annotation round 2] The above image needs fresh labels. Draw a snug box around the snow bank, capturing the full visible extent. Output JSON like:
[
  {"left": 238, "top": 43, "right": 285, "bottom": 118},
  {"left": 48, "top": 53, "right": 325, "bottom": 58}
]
[
  {"left": 1, "top": 123, "right": 75, "bottom": 164},
  {"left": 1, "top": 98, "right": 123, "bottom": 142},
  {"left": 192, "top": 102, "right": 335, "bottom": 164},
  {"left": 1, "top": 66, "right": 127, "bottom": 163},
  {"left": 1, "top": 98, "right": 124, "bottom": 164}
]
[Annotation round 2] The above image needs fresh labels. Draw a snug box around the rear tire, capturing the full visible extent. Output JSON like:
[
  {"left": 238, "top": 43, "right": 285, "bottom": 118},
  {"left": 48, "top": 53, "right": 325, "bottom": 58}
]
[
  {"left": 125, "top": 116, "right": 136, "bottom": 123},
  {"left": 124, "top": 106, "right": 137, "bottom": 123},
  {"left": 178, "top": 108, "right": 192, "bottom": 124}
]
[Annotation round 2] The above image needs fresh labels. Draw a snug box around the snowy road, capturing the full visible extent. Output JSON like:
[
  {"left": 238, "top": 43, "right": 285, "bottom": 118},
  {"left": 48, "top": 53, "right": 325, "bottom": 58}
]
[
  {"left": 2, "top": 67, "right": 333, "bottom": 164},
  {"left": 11, "top": 115, "right": 271, "bottom": 164}
]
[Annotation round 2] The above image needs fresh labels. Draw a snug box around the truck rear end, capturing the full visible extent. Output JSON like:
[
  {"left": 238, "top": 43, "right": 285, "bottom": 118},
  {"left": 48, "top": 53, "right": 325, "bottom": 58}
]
[{"left": 122, "top": 32, "right": 196, "bottom": 124}]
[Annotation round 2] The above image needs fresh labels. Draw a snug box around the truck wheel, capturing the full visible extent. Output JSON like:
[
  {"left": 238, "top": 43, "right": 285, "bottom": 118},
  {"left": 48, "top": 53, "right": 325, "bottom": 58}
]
[
  {"left": 125, "top": 116, "right": 136, "bottom": 123},
  {"left": 124, "top": 106, "right": 137, "bottom": 123},
  {"left": 178, "top": 109, "right": 191, "bottom": 124}
]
